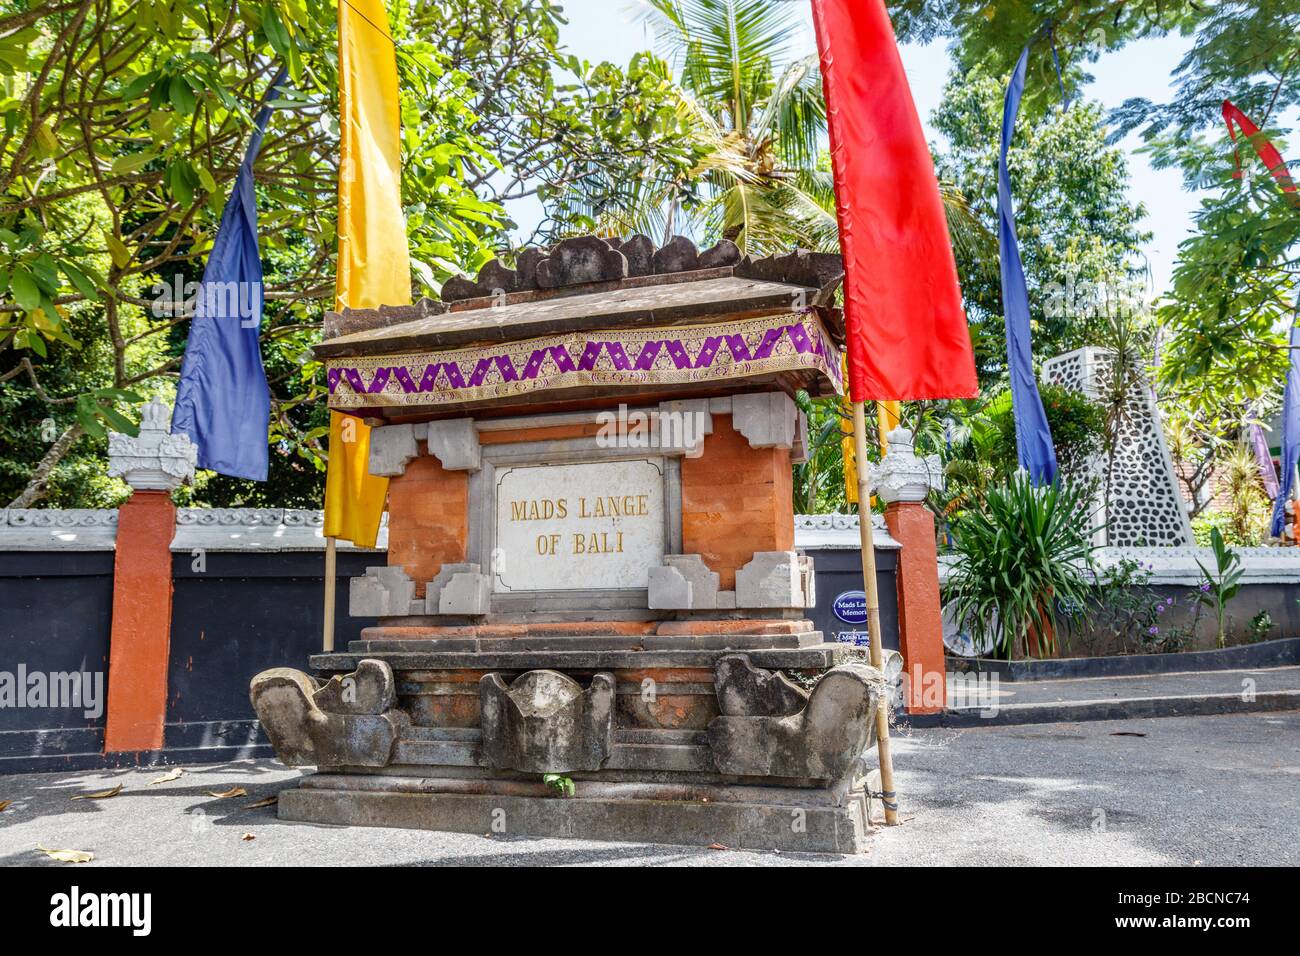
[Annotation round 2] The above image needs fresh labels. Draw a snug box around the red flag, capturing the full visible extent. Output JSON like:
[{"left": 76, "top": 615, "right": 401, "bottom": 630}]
[
  {"left": 1223, "top": 100, "right": 1299, "bottom": 206},
  {"left": 811, "top": 0, "right": 977, "bottom": 402}
]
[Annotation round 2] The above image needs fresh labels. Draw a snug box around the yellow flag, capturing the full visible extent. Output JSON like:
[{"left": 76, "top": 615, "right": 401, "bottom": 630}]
[
  {"left": 841, "top": 406, "right": 859, "bottom": 506},
  {"left": 324, "top": 411, "right": 386, "bottom": 547},
  {"left": 877, "top": 401, "right": 901, "bottom": 452},
  {"left": 841, "top": 354, "right": 859, "bottom": 504},
  {"left": 323, "top": 0, "right": 411, "bottom": 548},
  {"left": 841, "top": 363, "right": 901, "bottom": 505}
]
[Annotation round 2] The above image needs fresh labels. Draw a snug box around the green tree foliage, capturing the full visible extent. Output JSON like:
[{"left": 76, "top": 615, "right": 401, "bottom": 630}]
[
  {"left": 1156, "top": 169, "right": 1299, "bottom": 423},
  {"left": 892, "top": 0, "right": 1300, "bottom": 507},
  {"left": 0, "top": 0, "right": 502, "bottom": 507},
  {"left": 627, "top": 0, "right": 835, "bottom": 253},
  {"left": 422, "top": 0, "right": 710, "bottom": 242},
  {"left": 0, "top": 0, "right": 701, "bottom": 508},
  {"left": 986, "top": 383, "right": 1108, "bottom": 479},
  {"left": 932, "top": 66, "right": 1151, "bottom": 380}
]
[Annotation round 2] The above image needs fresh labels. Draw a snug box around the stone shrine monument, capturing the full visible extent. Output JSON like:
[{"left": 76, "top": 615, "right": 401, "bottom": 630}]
[{"left": 251, "top": 235, "right": 885, "bottom": 853}]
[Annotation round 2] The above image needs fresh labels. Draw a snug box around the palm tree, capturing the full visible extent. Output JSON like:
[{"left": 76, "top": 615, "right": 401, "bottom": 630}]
[
  {"left": 629, "top": 0, "right": 833, "bottom": 255},
  {"left": 604, "top": 0, "right": 990, "bottom": 264}
]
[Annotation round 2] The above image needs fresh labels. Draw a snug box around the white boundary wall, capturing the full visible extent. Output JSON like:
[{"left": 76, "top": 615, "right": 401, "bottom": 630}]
[{"left": 0, "top": 509, "right": 900, "bottom": 553}]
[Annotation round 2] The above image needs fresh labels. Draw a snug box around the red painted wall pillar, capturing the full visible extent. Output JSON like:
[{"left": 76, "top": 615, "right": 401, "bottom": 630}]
[
  {"left": 883, "top": 502, "right": 946, "bottom": 714},
  {"left": 104, "top": 491, "right": 177, "bottom": 752},
  {"left": 875, "top": 427, "right": 946, "bottom": 715},
  {"left": 102, "top": 397, "right": 193, "bottom": 753}
]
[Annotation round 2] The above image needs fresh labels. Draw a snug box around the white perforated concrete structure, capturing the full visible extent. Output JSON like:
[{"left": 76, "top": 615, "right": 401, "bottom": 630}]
[{"left": 1042, "top": 347, "right": 1193, "bottom": 547}]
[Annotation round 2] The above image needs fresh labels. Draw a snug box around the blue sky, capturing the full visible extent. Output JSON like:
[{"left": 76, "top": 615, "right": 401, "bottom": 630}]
[{"left": 533, "top": 0, "right": 1208, "bottom": 296}]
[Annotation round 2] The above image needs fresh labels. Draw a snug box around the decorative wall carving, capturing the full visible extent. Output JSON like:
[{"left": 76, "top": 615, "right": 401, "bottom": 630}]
[
  {"left": 706, "top": 655, "right": 881, "bottom": 783},
  {"left": 326, "top": 312, "right": 842, "bottom": 409}
]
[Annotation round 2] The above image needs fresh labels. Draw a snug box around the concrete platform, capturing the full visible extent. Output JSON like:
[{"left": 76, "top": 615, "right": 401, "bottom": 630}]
[{"left": 278, "top": 772, "right": 872, "bottom": 854}]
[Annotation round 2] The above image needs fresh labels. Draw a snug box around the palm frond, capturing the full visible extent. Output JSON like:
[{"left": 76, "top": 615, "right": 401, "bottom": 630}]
[
  {"left": 753, "top": 53, "right": 826, "bottom": 169},
  {"left": 635, "top": 0, "right": 800, "bottom": 131},
  {"left": 939, "top": 179, "right": 998, "bottom": 270}
]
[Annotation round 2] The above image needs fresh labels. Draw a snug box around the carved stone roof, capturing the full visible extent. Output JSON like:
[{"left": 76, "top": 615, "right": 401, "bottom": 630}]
[
  {"left": 441, "top": 235, "right": 746, "bottom": 301},
  {"left": 318, "top": 234, "right": 844, "bottom": 357}
]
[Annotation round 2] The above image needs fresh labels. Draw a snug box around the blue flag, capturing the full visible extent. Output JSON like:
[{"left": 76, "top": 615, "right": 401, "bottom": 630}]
[
  {"left": 1270, "top": 308, "right": 1300, "bottom": 537},
  {"left": 998, "top": 45, "right": 1058, "bottom": 485},
  {"left": 171, "top": 73, "right": 285, "bottom": 481}
]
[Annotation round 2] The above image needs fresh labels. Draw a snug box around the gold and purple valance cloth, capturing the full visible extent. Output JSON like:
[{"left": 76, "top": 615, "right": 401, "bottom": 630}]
[{"left": 326, "top": 311, "right": 843, "bottom": 409}]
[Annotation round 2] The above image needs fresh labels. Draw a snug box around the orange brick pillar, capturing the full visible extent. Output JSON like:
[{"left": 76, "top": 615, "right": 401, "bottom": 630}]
[
  {"left": 104, "top": 491, "right": 177, "bottom": 751},
  {"left": 883, "top": 503, "right": 946, "bottom": 713},
  {"left": 102, "top": 397, "right": 194, "bottom": 753},
  {"left": 875, "top": 427, "right": 945, "bottom": 714}
]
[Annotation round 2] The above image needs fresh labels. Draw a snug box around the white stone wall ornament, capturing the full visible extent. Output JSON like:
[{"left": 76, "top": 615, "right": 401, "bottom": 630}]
[
  {"left": 107, "top": 397, "right": 196, "bottom": 491},
  {"left": 792, "top": 512, "right": 900, "bottom": 550},
  {"left": 732, "top": 392, "right": 798, "bottom": 449},
  {"left": 170, "top": 508, "right": 385, "bottom": 552},
  {"left": 872, "top": 427, "right": 942, "bottom": 504}
]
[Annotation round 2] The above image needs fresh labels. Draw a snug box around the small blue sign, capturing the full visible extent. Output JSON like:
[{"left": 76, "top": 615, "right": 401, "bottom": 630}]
[{"left": 832, "top": 589, "right": 868, "bottom": 625}]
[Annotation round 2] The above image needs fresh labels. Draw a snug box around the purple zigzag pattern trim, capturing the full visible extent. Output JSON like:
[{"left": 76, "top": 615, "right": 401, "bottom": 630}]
[{"left": 330, "top": 321, "right": 837, "bottom": 398}]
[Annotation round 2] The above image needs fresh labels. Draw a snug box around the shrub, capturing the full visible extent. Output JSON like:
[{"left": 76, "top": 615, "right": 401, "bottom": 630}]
[
  {"left": 945, "top": 473, "right": 1098, "bottom": 659},
  {"left": 986, "top": 384, "right": 1108, "bottom": 481}
]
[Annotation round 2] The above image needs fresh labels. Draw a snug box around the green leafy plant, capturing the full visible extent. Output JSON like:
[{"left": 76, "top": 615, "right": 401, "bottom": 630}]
[
  {"left": 1194, "top": 527, "right": 1244, "bottom": 649},
  {"left": 986, "top": 385, "right": 1108, "bottom": 481},
  {"left": 1246, "top": 610, "right": 1273, "bottom": 644},
  {"left": 542, "top": 773, "right": 574, "bottom": 798},
  {"left": 1090, "top": 557, "right": 1162, "bottom": 655},
  {"left": 944, "top": 473, "right": 1097, "bottom": 659}
]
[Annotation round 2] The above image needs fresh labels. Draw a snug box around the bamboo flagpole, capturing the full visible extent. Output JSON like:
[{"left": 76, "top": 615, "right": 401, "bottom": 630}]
[
  {"left": 852, "top": 400, "right": 900, "bottom": 826},
  {"left": 323, "top": 536, "right": 337, "bottom": 652}
]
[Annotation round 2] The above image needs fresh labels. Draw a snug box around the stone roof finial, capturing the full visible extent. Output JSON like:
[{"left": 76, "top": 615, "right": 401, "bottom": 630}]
[
  {"left": 873, "top": 427, "right": 942, "bottom": 504},
  {"left": 107, "top": 397, "right": 196, "bottom": 491}
]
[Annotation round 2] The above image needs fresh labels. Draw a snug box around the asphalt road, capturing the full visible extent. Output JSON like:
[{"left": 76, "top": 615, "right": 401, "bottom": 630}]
[{"left": 1, "top": 712, "right": 1296, "bottom": 866}]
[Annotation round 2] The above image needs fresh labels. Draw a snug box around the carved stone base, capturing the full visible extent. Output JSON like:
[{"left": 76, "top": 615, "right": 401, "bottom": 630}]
[
  {"left": 277, "top": 772, "right": 873, "bottom": 854},
  {"left": 255, "top": 635, "right": 883, "bottom": 855}
]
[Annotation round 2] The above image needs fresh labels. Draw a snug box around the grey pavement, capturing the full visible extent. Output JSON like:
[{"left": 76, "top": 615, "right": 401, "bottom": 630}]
[
  {"left": 0, "top": 711, "right": 1296, "bottom": 866},
  {"left": 944, "top": 666, "right": 1300, "bottom": 725},
  {"left": 959, "top": 666, "right": 1300, "bottom": 706}
]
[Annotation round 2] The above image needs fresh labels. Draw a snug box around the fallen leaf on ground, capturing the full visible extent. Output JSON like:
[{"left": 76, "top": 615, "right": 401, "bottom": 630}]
[
  {"left": 240, "top": 833, "right": 256, "bottom": 841},
  {"left": 0, "top": 800, "right": 11, "bottom": 812},
  {"left": 1110, "top": 731, "right": 1147, "bottom": 737},
  {"left": 206, "top": 786, "right": 247, "bottom": 799},
  {"left": 149, "top": 768, "right": 184, "bottom": 785},
  {"left": 37, "top": 845, "right": 94, "bottom": 864},
  {"left": 244, "top": 796, "right": 277, "bottom": 809},
  {"left": 71, "top": 784, "right": 123, "bottom": 801},
  {"left": 706, "top": 842, "right": 730, "bottom": 850}
]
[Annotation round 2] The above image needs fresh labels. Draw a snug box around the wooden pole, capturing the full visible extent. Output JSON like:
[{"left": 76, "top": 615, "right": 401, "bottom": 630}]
[
  {"left": 323, "top": 535, "right": 337, "bottom": 652},
  {"left": 852, "top": 400, "right": 900, "bottom": 825}
]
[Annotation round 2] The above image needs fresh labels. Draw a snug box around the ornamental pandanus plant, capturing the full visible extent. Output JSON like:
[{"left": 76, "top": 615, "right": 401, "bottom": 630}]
[{"left": 944, "top": 473, "right": 1098, "bottom": 660}]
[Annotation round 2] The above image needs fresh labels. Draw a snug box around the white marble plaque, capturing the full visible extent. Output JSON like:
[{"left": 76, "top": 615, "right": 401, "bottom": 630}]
[{"left": 494, "top": 459, "right": 665, "bottom": 591}]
